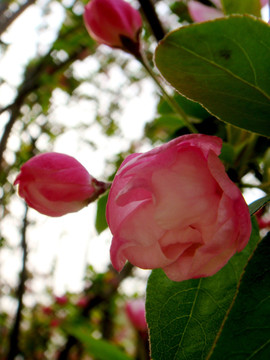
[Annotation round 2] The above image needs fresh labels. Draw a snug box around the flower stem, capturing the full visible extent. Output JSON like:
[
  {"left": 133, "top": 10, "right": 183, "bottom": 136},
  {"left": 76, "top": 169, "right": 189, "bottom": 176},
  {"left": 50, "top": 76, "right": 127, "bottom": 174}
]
[
  {"left": 137, "top": 50, "right": 198, "bottom": 134},
  {"left": 87, "top": 179, "right": 111, "bottom": 204}
]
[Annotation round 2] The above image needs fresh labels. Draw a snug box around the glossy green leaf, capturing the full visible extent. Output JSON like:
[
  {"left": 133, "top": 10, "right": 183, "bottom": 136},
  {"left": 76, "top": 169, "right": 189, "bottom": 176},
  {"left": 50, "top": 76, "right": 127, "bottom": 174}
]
[
  {"left": 155, "top": 16, "right": 270, "bottom": 137},
  {"left": 221, "top": 0, "right": 262, "bottom": 17},
  {"left": 95, "top": 192, "right": 109, "bottom": 234},
  {"left": 67, "top": 324, "right": 132, "bottom": 360},
  {"left": 146, "top": 218, "right": 260, "bottom": 360},
  {"left": 248, "top": 194, "right": 270, "bottom": 215},
  {"left": 209, "top": 232, "right": 270, "bottom": 359}
]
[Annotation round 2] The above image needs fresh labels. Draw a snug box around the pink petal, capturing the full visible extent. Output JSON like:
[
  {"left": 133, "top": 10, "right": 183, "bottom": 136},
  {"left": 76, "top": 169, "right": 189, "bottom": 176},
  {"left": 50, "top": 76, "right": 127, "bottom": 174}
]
[
  {"left": 152, "top": 148, "right": 220, "bottom": 229},
  {"left": 188, "top": 1, "right": 223, "bottom": 22},
  {"left": 261, "top": 0, "right": 268, "bottom": 8}
]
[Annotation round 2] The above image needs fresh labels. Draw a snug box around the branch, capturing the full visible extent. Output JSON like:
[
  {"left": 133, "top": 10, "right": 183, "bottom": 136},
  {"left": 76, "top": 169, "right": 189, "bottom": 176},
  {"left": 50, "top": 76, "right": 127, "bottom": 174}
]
[
  {"left": 0, "top": 0, "right": 11, "bottom": 16},
  {"left": 138, "top": 0, "right": 166, "bottom": 41},
  {"left": 0, "top": 0, "right": 37, "bottom": 37},
  {"left": 7, "top": 206, "right": 29, "bottom": 360},
  {"left": 0, "top": 102, "right": 24, "bottom": 171},
  {"left": 0, "top": 44, "right": 88, "bottom": 170}
]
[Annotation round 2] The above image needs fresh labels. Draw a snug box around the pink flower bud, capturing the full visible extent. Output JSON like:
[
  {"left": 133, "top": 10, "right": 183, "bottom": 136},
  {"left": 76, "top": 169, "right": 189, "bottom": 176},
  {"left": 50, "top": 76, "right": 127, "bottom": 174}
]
[
  {"left": 188, "top": 0, "right": 267, "bottom": 23},
  {"left": 211, "top": 0, "right": 222, "bottom": 7},
  {"left": 55, "top": 295, "right": 68, "bottom": 305},
  {"left": 42, "top": 306, "right": 53, "bottom": 315},
  {"left": 125, "top": 299, "right": 147, "bottom": 332},
  {"left": 261, "top": 0, "right": 268, "bottom": 7},
  {"left": 14, "top": 152, "right": 108, "bottom": 217},
  {"left": 188, "top": 1, "right": 223, "bottom": 22},
  {"left": 76, "top": 296, "right": 89, "bottom": 309},
  {"left": 256, "top": 208, "right": 270, "bottom": 229},
  {"left": 50, "top": 318, "right": 61, "bottom": 328},
  {"left": 83, "top": 0, "right": 142, "bottom": 54},
  {"left": 106, "top": 134, "right": 252, "bottom": 282}
]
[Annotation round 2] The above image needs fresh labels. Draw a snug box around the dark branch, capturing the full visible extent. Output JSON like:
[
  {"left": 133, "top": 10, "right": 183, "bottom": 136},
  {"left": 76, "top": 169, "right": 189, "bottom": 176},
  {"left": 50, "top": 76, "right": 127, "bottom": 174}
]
[
  {"left": 0, "top": 0, "right": 37, "bottom": 37},
  {"left": 0, "top": 0, "right": 11, "bottom": 16},
  {"left": 138, "top": 0, "right": 166, "bottom": 42},
  {"left": 7, "top": 206, "right": 29, "bottom": 360},
  {"left": 0, "top": 44, "right": 88, "bottom": 170}
]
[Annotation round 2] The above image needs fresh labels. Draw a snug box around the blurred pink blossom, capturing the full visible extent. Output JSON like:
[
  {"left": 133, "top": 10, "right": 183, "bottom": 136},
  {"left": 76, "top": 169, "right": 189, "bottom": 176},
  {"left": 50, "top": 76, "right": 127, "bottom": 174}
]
[
  {"left": 188, "top": 0, "right": 223, "bottom": 22},
  {"left": 55, "top": 295, "right": 68, "bottom": 305},
  {"left": 76, "top": 296, "right": 89, "bottom": 309},
  {"left": 125, "top": 299, "right": 147, "bottom": 332},
  {"left": 256, "top": 208, "right": 270, "bottom": 229},
  {"left": 188, "top": 0, "right": 267, "bottom": 22}
]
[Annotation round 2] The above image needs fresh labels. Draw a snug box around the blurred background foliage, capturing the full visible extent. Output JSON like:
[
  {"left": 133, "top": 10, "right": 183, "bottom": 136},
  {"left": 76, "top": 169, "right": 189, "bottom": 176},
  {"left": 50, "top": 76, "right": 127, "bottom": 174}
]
[{"left": 0, "top": 0, "right": 269, "bottom": 359}]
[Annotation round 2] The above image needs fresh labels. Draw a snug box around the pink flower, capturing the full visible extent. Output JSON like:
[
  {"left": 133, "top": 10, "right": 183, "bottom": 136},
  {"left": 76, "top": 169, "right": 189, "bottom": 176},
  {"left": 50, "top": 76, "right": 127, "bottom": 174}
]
[
  {"left": 76, "top": 296, "right": 89, "bottom": 309},
  {"left": 50, "top": 318, "right": 61, "bottom": 328},
  {"left": 84, "top": 0, "right": 142, "bottom": 54},
  {"left": 125, "top": 299, "right": 147, "bottom": 332},
  {"left": 42, "top": 306, "right": 53, "bottom": 315},
  {"left": 55, "top": 295, "right": 68, "bottom": 305},
  {"left": 106, "top": 135, "right": 251, "bottom": 282},
  {"left": 14, "top": 152, "right": 108, "bottom": 217},
  {"left": 255, "top": 208, "right": 270, "bottom": 229},
  {"left": 188, "top": 0, "right": 223, "bottom": 22},
  {"left": 188, "top": 0, "right": 267, "bottom": 22}
]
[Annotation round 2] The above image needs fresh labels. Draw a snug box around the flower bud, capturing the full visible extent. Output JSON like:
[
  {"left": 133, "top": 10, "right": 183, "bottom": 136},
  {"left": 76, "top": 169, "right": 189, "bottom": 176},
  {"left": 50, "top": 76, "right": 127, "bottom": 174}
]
[
  {"left": 188, "top": 0, "right": 223, "bottom": 22},
  {"left": 55, "top": 295, "right": 68, "bottom": 305},
  {"left": 14, "top": 152, "right": 109, "bottom": 217},
  {"left": 125, "top": 298, "right": 147, "bottom": 332},
  {"left": 76, "top": 296, "right": 89, "bottom": 309},
  {"left": 50, "top": 318, "right": 61, "bottom": 328},
  {"left": 256, "top": 208, "right": 270, "bottom": 229},
  {"left": 188, "top": 0, "right": 268, "bottom": 23},
  {"left": 84, "top": 0, "right": 142, "bottom": 55},
  {"left": 42, "top": 306, "right": 53, "bottom": 315}
]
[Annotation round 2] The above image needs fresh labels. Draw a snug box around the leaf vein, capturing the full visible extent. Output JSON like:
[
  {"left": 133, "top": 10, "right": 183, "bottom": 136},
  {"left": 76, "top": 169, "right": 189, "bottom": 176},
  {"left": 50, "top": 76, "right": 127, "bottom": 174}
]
[
  {"left": 223, "top": 35, "right": 258, "bottom": 86},
  {"left": 173, "top": 43, "right": 270, "bottom": 101},
  {"left": 173, "top": 279, "right": 207, "bottom": 360},
  {"left": 246, "top": 338, "right": 270, "bottom": 359}
]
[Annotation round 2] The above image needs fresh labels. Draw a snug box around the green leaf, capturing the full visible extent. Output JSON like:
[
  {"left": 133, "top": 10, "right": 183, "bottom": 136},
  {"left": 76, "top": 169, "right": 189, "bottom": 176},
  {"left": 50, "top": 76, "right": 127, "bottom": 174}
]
[
  {"left": 221, "top": 0, "right": 262, "bottom": 17},
  {"left": 209, "top": 232, "right": 270, "bottom": 359},
  {"left": 145, "top": 115, "right": 185, "bottom": 142},
  {"left": 67, "top": 324, "right": 133, "bottom": 360},
  {"left": 155, "top": 16, "right": 270, "bottom": 137},
  {"left": 95, "top": 192, "right": 109, "bottom": 234},
  {"left": 219, "top": 142, "right": 235, "bottom": 164},
  {"left": 146, "top": 218, "right": 260, "bottom": 360},
  {"left": 158, "top": 94, "right": 210, "bottom": 120},
  {"left": 248, "top": 195, "right": 270, "bottom": 216}
]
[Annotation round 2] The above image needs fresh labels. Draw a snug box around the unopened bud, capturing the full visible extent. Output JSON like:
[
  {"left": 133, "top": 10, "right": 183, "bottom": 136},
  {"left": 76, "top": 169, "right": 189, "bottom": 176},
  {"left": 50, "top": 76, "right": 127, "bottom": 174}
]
[
  {"left": 84, "top": 0, "right": 142, "bottom": 56},
  {"left": 14, "top": 152, "right": 109, "bottom": 217}
]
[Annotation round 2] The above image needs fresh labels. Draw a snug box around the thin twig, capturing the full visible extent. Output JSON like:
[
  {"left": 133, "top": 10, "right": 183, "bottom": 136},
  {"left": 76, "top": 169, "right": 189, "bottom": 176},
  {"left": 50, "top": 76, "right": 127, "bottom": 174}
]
[
  {"left": 137, "top": 50, "right": 198, "bottom": 134},
  {"left": 0, "top": 45, "right": 88, "bottom": 170},
  {"left": 7, "top": 206, "right": 28, "bottom": 360}
]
